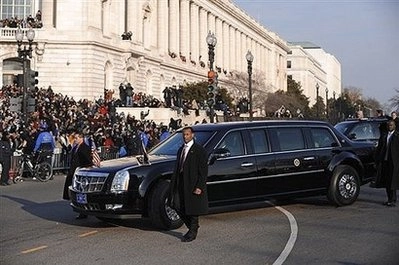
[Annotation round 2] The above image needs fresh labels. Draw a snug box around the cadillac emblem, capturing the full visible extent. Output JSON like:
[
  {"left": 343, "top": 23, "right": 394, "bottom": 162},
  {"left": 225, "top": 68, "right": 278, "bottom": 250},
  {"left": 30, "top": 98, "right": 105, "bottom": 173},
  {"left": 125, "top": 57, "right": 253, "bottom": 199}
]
[{"left": 293, "top": 158, "right": 300, "bottom": 167}]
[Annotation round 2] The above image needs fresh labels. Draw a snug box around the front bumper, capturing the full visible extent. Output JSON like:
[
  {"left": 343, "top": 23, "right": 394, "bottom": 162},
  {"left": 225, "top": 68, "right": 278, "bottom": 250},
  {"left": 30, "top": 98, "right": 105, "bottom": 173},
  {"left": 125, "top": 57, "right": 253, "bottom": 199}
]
[{"left": 69, "top": 187, "right": 144, "bottom": 219}]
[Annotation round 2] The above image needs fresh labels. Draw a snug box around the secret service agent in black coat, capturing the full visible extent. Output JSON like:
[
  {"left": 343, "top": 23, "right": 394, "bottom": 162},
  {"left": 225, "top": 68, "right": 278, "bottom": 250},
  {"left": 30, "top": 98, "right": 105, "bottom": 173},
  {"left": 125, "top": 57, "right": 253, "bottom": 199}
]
[
  {"left": 63, "top": 137, "right": 93, "bottom": 200},
  {"left": 374, "top": 120, "right": 399, "bottom": 206},
  {"left": 0, "top": 133, "right": 13, "bottom": 185},
  {"left": 168, "top": 127, "right": 208, "bottom": 242}
]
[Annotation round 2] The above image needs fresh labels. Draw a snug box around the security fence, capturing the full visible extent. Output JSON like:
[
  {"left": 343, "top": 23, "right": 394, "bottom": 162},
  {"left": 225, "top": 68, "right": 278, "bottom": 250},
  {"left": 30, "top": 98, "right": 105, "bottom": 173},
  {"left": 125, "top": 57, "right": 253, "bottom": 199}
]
[{"left": 8, "top": 146, "right": 120, "bottom": 178}]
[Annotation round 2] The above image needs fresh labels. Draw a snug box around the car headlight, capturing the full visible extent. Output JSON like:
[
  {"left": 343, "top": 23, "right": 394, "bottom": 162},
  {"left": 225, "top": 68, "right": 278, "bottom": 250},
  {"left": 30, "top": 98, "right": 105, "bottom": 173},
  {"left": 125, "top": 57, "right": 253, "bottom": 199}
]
[{"left": 111, "top": 170, "right": 130, "bottom": 192}]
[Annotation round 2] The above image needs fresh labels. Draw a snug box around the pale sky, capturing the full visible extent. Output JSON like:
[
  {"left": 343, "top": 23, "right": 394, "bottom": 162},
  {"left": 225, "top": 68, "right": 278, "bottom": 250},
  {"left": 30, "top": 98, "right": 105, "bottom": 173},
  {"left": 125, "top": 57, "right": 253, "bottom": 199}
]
[{"left": 233, "top": 0, "right": 399, "bottom": 106}]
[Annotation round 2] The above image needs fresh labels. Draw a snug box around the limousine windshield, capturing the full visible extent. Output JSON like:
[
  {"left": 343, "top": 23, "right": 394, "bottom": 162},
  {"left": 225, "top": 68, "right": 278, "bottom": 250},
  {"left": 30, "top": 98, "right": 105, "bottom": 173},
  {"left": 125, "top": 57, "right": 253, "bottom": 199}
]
[{"left": 149, "top": 131, "right": 214, "bottom": 156}]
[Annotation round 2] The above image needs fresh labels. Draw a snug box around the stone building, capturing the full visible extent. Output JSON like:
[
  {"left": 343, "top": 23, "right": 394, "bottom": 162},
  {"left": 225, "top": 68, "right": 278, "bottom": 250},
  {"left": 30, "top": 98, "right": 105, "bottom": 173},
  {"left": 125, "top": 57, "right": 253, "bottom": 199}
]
[
  {"left": 287, "top": 42, "right": 342, "bottom": 106},
  {"left": 0, "top": 0, "right": 290, "bottom": 106}
]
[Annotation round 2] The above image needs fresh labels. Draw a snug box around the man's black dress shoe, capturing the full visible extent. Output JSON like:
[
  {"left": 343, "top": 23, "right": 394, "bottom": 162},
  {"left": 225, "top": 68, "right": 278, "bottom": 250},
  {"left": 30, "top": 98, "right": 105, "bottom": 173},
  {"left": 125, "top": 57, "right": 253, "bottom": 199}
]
[
  {"left": 76, "top": 213, "right": 88, "bottom": 219},
  {"left": 182, "top": 231, "right": 197, "bottom": 242},
  {"left": 383, "top": 201, "right": 396, "bottom": 207}
]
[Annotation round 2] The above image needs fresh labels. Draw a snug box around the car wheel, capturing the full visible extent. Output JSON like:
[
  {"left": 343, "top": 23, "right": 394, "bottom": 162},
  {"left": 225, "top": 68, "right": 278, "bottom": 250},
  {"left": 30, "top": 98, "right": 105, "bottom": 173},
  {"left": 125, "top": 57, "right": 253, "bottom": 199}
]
[
  {"left": 148, "top": 180, "right": 183, "bottom": 230},
  {"left": 328, "top": 165, "right": 360, "bottom": 206}
]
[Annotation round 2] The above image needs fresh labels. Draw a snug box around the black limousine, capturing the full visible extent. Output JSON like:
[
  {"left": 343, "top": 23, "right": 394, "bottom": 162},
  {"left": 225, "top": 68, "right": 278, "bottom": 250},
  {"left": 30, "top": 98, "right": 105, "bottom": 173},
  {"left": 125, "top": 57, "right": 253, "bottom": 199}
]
[{"left": 69, "top": 120, "right": 376, "bottom": 230}]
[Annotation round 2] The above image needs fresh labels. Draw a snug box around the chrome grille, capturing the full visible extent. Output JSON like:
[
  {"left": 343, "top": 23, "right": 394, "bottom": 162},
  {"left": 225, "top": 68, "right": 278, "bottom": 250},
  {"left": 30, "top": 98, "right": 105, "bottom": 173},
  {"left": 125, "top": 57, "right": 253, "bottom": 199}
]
[{"left": 73, "top": 171, "right": 109, "bottom": 193}]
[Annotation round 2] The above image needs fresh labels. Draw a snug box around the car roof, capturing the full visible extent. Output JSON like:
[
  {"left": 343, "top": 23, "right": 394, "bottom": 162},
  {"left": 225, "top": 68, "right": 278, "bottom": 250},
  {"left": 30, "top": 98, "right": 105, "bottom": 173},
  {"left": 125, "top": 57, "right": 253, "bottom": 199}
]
[
  {"left": 187, "top": 120, "right": 331, "bottom": 132},
  {"left": 336, "top": 118, "right": 388, "bottom": 125}
]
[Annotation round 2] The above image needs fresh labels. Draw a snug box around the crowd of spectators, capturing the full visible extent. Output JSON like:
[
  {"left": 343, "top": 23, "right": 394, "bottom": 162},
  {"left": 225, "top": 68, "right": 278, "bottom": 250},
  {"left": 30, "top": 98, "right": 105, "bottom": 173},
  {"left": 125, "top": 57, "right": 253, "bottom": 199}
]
[
  {"left": 0, "top": 10, "right": 42, "bottom": 28},
  {"left": 0, "top": 84, "right": 195, "bottom": 167}
]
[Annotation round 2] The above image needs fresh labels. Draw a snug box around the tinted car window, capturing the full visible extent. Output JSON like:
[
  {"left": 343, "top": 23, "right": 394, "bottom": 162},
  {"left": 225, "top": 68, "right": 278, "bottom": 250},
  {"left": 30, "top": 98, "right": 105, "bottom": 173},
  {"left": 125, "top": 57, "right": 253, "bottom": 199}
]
[
  {"left": 310, "top": 128, "right": 337, "bottom": 148},
  {"left": 217, "top": 131, "right": 245, "bottom": 156},
  {"left": 249, "top": 129, "right": 269, "bottom": 154},
  {"left": 150, "top": 131, "right": 213, "bottom": 155},
  {"left": 350, "top": 123, "right": 378, "bottom": 140},
  {"left": 275, "top": 128, "right": 305, "bottom": 151},
  {"left": 353, "top": 123, "right": 380, "bottom": 140},
  {"left": 334, "top": 122, "right": 352, "bottom": 135}
]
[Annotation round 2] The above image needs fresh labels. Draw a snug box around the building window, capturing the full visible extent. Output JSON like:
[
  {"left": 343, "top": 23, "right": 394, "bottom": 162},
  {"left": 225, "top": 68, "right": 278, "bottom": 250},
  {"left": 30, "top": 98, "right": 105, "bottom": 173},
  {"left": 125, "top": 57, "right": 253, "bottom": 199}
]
[
  {"left": 287, "top": 60, "right": 292, "bottom": 68},
  {"left": 1, "top": 0, "right": 32, "bottom": 20}
]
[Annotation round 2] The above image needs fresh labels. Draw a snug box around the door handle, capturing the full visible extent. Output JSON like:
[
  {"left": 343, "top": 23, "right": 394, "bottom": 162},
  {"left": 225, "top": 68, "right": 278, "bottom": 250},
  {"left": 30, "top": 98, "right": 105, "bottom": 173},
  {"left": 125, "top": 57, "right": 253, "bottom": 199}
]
[
  {"left": 241, "top": 162, "right": 254, "bottom": 167},
  {"left": 303, "top": 156, "right": 315, "bottom": 161}
]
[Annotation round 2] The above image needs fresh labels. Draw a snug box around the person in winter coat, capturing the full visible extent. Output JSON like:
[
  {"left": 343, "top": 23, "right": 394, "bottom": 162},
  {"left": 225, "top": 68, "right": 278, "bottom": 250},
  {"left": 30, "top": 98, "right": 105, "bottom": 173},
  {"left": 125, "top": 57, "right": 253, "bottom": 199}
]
[
  {"left": 0, "top": 131, "right": 13, "bottom": 186},
  {"left": 168, "top": 126, "right": 208, "bottom": 242},
  {"left": 375, "top": 120, "right": 399, "bottom": 206},
  {"left": 62, "top": 132, "right": 93, "bottom": 218}
]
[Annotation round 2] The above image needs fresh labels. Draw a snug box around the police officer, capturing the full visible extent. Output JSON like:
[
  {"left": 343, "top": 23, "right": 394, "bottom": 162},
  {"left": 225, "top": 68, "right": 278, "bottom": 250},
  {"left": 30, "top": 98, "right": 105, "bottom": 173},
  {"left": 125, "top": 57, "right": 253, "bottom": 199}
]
[
  {"left": 33, "top": 122, "right": 55, "bottom": 163},
  {"left": 0, "top": 131, "right": 12, "bottom": 186}
]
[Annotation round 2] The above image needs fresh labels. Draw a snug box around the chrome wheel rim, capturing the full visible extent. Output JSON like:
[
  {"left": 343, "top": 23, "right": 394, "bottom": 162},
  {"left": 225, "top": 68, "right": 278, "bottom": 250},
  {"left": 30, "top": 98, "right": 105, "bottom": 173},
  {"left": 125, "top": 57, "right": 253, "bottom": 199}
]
[
  {"left": 165, "top": 204, "right": 180, "bottom": 221},
  {"left": 338, "top": 173, "right": 357, "bottom": 199}
]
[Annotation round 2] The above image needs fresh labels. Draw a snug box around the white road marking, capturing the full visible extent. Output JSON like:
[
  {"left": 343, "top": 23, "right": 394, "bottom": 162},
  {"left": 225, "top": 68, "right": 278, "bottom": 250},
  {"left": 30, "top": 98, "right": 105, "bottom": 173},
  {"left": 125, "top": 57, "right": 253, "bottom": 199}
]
[
  {"left": 272, "top": 205, "right": 298, "bottom": 265},
  {"left": 21, "top": 245, "right": 48, "bottom": 254}
]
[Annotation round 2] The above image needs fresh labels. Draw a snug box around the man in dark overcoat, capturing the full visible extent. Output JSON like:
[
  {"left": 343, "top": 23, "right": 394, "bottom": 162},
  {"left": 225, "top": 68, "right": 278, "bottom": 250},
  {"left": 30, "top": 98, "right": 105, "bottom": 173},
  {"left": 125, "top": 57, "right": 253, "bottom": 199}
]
[
  {"left": 168, "top": 126, "right": 208, "bottom": 242},
  {"left": 0, "top": 132, "right": 12, "bottom": 186},
  {"left": 63, "top": 132, "right": 93, "bottom": 217},
  {"left": 375, "top": 120, "right": 399, "bottom": 206}
]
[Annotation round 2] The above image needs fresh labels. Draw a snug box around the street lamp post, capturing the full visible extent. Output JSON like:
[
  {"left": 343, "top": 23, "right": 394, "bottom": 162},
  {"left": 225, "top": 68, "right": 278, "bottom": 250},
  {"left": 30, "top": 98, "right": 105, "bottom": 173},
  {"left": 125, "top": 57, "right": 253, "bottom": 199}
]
[
  {"left": 206, "top": 31, "right": 217, "bottom": 71},
  {"left": 15, "top": 27, "right": 35, "bottom": 124},
  {"left": 246, "top": 50, "right": 254, "bottom": 121},
  {"left": 316, "top": 83, "right": 319, "bottom": 118},
  {"left": 325, "top": 87, "right": 329, "bottom": 121},
  {"left": 206, "top": 31, "right": 217, "bottom": 123}
]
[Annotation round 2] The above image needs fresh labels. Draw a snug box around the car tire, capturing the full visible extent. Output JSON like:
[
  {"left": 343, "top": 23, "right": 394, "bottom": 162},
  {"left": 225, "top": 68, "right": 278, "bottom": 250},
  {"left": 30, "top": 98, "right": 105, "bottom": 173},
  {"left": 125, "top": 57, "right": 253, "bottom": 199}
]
[
  {"left": 327, "top": 165, "right": 360, "bottom": 206},
  {"left": 148, "top": 180, "right": 183, "bottom": 230}
]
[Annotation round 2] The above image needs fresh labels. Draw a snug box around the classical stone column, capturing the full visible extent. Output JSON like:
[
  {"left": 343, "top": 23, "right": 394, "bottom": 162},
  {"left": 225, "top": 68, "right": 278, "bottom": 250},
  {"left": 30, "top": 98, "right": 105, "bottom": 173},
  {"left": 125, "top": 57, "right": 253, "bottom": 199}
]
[
  {"left": 241, "top": 34, "right": 247, "bottom": 72},
  {"left": 169, "top": 0, "right": 179, "bottom": 55},
  {"left": 41, "top": 0, "right": 54, "bottom": 28},
  {"left": 256, "top": 42, "right": 260, "bottom": 71},
  {"left": 157, "top": 0, "right": 168, "bottom": 55},
  {"left": 190, "top": 3, "right": 199, "bottom": 64},
  {"left": 207, "top": 12, "right": 216, "bottom": 35},
  {"left": 199, "top": 8, "right": 208, "bottom": 64},
  {"left": 222, "top": 22, "right": 229, "bottom": 72},
  {"left": 180, "top": 0, "right": 190, "bottom": 59},
  {"left": 136, "top": 2, "right": 143, "bottom": 43},
  {"left": 260, "top": 45, "right": 265, "bottom": 76},
  {"left": 127, "top": 0, "right": 136, "bottom": 33},
  {"left": 229, "top": 25, "right": 236, "bottom": 71},
  {"left": 235, "top": 29, "right": 242, "bottom": 72},
  {"left": 215, "top": 17, "right": 223, "bottom": 70}
]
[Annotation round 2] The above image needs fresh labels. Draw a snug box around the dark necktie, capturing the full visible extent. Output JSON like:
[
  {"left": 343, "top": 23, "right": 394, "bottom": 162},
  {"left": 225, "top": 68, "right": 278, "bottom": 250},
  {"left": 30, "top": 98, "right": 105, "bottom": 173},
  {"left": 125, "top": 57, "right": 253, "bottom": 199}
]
[{"left": 179, "top": 145, "right": 188, "bottom": 173}]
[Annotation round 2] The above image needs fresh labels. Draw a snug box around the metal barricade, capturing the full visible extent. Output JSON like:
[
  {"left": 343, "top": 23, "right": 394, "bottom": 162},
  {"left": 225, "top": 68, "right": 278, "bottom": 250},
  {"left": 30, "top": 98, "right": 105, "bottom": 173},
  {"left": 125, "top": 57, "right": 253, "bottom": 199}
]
[
  {"left": 9, "top": 152, "right": 23, "bottom": 180},
  {"left": 52, "top": 148, "right": 71, "bottom": 171},
  {"left": 8, "top": 146, "right": 119, "bottom": 176}
]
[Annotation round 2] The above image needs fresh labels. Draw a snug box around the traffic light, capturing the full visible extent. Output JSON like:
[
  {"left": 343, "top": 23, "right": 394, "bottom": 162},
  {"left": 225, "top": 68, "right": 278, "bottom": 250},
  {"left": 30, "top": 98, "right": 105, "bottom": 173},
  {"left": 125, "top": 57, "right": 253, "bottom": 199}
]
[
  {"left": 28, "top": 69, "right": 39, "bottom": 88},
  {"left": 207, "top": 70, "right": 218, "bottom": 106}
]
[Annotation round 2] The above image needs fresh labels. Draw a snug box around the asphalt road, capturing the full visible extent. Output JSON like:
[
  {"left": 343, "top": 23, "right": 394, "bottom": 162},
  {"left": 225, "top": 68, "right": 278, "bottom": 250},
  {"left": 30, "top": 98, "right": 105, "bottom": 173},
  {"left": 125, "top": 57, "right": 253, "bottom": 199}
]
[{"left": 1, "top": 174, "right": 398, "bottom": 265}]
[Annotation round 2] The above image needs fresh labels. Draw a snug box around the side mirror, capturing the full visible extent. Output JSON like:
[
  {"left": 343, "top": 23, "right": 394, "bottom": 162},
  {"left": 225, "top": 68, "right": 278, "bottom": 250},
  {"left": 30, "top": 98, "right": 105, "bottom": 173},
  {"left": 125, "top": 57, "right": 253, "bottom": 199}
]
[
  {"left": 331, "top": 142, "right": 339, "bottom": 147},
  {"left": 348, "top": 133, "right": 357, "bottom": 140},
  {"left": 208, "top": 148, "right": 231, "bottom": 165}
]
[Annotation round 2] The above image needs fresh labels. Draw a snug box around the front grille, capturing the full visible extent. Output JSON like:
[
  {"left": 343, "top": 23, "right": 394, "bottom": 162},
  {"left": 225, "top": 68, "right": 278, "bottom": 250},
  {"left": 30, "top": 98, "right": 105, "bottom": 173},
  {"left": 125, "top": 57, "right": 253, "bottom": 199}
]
[
  {"left": 73, "top": 171, "right": 109, "bottom": 193},
  {"left": 76, "top": 202, "right": 101, "bottom": 211}
]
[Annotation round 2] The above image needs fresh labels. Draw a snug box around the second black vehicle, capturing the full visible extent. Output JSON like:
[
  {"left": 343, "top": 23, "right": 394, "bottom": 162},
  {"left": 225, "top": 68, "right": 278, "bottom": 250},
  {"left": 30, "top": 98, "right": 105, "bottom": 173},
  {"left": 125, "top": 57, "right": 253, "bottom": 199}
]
[
  {"left": 69, "top": 120, "right": 376, "bottom": 230},
  {"left": 334, "top": 118, "right": 388, "bottom": 146}
]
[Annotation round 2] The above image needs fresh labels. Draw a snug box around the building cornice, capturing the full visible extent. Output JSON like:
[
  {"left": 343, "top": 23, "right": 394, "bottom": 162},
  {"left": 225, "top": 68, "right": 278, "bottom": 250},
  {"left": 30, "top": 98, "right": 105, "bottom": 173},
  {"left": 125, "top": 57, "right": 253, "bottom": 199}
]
[{"left": 195, "top": 0, "right": 289, "bottom": 52}]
